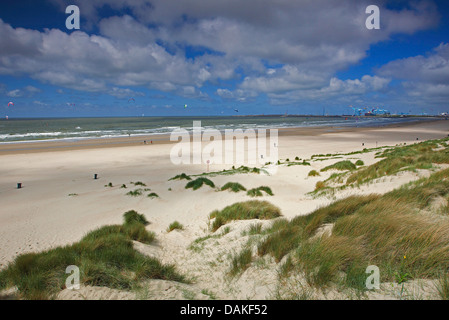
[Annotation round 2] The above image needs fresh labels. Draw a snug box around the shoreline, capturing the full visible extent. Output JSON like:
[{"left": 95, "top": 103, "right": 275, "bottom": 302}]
[{"left": 0, "top": 118, "right": 443, "bottom": 155}]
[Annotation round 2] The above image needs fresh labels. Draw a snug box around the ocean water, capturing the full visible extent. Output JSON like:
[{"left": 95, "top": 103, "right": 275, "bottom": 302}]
[{"left": 0, "top": 116, "right": 431, "bottom": 143}]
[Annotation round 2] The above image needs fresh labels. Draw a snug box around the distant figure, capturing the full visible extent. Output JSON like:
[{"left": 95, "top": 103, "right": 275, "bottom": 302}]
[
  {"left": 362, "top": 143, "right": 365, "bottom": 146},
  {"left": 151, "top": 140, "right": 153, "bottom": 144},
  {"left": 144, "top": 140, "right": 146, "bottom": 144}
]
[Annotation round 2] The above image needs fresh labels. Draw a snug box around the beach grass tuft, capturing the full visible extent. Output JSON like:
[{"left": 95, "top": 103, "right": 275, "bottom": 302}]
[
  {"left": 123, "top": 210, "right": 149, "bottom": 226},
  {"left": 320, "top": 160, "right": 356, "bottom": 172},
  {"left": 308, "top": 170, "right": 320, "bottom": 177},
  {"left": 147, "top": 192, "right": 159, "bottom": 199},
  {"left": 0, "top": 211, "right": 185, "bottom": 299},
  {"left": 126, "top": 189, "right": 143, "bottom": 197},
  {"left": 131, "top": 181, "right": 147, "bottom": 187},
  {"left": 185, "top": 177, "right": 215, "bottom": 190},
  {"left": 247, "top": 186, "right": 274, "bottom": 197},
  {"left": 221, "top": 182, "right": 247, "bottom": 193},
  {"left": 209, "top": 200, "right": 281, "bottom": 231},
  {"left": 229, "top": 247, "right": 253, "bottom": 276},
  {"left": 169, "top": 173, "right": 192, "bottom": 181},
  {"left": 167, "top": 221, "right": 184, "bottom": 232}
]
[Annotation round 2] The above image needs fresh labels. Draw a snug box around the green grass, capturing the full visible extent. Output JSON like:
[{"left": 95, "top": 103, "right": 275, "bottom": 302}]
[
  {"left": 320, "top": 160, "right": 356, "bottom": 172},
  {"left": 255, "top": 168, "right": 449, "bottom": 290},
  {"left": 257, "top": 195, "right": 379, "bottom": 263},
  {"left": 185, "top": 177, "right": 215, "bottom": 190},
  {"left": 193, "top": 165, "right": 266, "bottom": 177},
  {"left": 229, "top": 247, "right": 253, "bottom": 276},
  {"left": 188, "top": 227, "right": 231, "bottom": 252},
  {"left": 0, "top": 211, "right": 185, "bottom": 300},
  {"left": 355, "top": 160, "right": 364, "bottom": 166},
  {"left": 167, "top": 221, "right": 184, "bottom": 232},
  {"left": 126, "top": 189, "right": 143, "bottom": 197},
  {"left": 308, "top": 170, "right": 320, "bottom": 177},
  {"left": 247, "top": 186, "right": 274, "bottom": 197},
  {"left": 286, "top": 160, "right": 311, "bottom": 167},
  {"left": 209, "top": 200, "right": 281, "bottom": 231},
  {"left": 147, "top": 192, "right": 159, "bottom": 199},
  {"left": 221, "top": 182, "right": 247, "bottom": 193},
  {"left": 169, "top": 173, "right": 192, "bottom": 181},
  {"left": 437, "top": 273, "right": 449, "bottom": 300},
  {"left": 243, "top": 223, "right": 263, "bottom": 236},
  {"left": 123, "top": 210, "right": 149, "bottom": 225},
  {"left": 346, "top": 139, "right": 449, "bottom": 185},
  {"left": 131, "top": 181, "right": 147, "bottom": 187}
]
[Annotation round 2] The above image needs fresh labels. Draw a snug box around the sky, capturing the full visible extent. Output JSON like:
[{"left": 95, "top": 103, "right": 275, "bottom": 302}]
[{"left": 0, "top": 0, "right": 449, "bottom": 118}]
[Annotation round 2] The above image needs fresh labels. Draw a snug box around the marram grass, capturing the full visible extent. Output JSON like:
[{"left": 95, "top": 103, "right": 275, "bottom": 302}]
[
  {"left": 209, "top": 200, "right": 281, "bottom": 231},
  {"left": 0, "top": 211, "right": 185, "bottom": 300},
  {"left": 256, "top": 168, "right": 449, "bottom": 293},
  {"left": 185, "top": 177, "right": 215, "bottom": 190},
  {"left": 221, "top": 182, "right": 247, "bottom": 193}
]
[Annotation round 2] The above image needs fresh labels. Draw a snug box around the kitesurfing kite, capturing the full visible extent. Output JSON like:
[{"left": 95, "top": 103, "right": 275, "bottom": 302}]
[
  {"left": 234, "top": 108, "right": 239, "bottom": 112},
  {"left": 128, "top": 98, "right": 135, "bottom": 103},
  {"left": 184, "top": 104, "right": 188, "bottom": 109},
  {"left": 7, "top": 102, "right": 14, "bottom": 107}
]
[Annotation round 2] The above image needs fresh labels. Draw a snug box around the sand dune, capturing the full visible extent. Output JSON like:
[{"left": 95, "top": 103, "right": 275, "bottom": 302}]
[{"left": 1, "top": 119, "right": 448, "bottom": 299}]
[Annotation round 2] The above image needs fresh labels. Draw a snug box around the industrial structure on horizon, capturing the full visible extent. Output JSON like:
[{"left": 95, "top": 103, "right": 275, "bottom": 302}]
[{"left": 349, "top": 106, "right": 391, "bottom": 116}]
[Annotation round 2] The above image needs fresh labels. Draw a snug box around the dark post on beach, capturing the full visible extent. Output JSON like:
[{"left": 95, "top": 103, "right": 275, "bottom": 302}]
[
  {"left": 94, "top": 174, "right": 98, "bottom": 179},
  {"left": 17, "top": 183, "right": 22, "bottom": 189}
]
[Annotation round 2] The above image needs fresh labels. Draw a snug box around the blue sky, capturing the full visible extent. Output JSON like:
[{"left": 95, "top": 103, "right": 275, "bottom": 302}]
[{"left": 1, "top": 0, "right": 449, "bottom": 117}]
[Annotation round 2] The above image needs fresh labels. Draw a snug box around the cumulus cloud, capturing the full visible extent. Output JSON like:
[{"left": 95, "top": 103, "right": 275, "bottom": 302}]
[
  {"left": 378, "top": 42, "right": 449, "bottom": 84},
  {"left": 377, "top": 42, "right": 449, "bottom": 105},
  {"left": 265, "top": 75, "right": 391, "bottom": 106},
  {"left": 0, "top": 0, "right": 443, "bottom": 108}
]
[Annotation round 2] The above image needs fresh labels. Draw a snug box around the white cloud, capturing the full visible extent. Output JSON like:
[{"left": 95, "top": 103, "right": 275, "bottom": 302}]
[
  {"left": 6, "top": 89, "right": 22, "bottom": 97},
  {"left": 109, "top": 87, "right": 145, "bottom": 99},
  {"left": 377, "top": 42, "right": 449, "bottom": 105},
  {"left": 378, "top": 42, "right": 449, "bottom": 84},
  {"left": 0, "top": 0, "right": 443, "bottom": 108}
]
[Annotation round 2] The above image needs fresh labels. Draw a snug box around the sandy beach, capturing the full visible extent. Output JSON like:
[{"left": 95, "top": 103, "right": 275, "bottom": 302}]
[{"left": 1, "top": 118, "right": 449, "bottom": 300}]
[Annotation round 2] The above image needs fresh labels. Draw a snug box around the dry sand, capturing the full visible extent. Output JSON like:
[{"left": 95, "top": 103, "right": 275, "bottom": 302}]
[{"left": 1, "top": 119, "right": 448, "bottom": 300}]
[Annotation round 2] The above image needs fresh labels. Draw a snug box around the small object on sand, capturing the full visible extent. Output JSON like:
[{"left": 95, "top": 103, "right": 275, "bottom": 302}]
[
  {"left": 261, "top": 155, "right": 264, "bottom": 159},
  {"left": 144, "top": 140, "right": 146, "bottom": 144},
  {"left": 416, "top": 138, "right": 419, "bottom": 140},
  {"left": 94, "top": 174, "right": 98, "bottom": 180},
  {"left": 362, "top": 143, "right": 364, "bottom": 146},
  {"left": 17, "top": 183, "right": 22, "bottom": 189}
]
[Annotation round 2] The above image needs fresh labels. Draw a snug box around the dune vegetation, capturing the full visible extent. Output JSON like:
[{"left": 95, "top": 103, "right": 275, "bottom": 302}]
[
  {"left": 209, "top": 200, "right": 281, "bottom": 232},
  {"left": 0, "top": 211, "right": 186, "bottom": 300}
]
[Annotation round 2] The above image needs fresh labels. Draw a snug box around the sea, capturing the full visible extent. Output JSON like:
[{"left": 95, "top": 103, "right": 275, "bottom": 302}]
[{"left": 0, "top": 115, "right": 435, "bottom": 144}]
